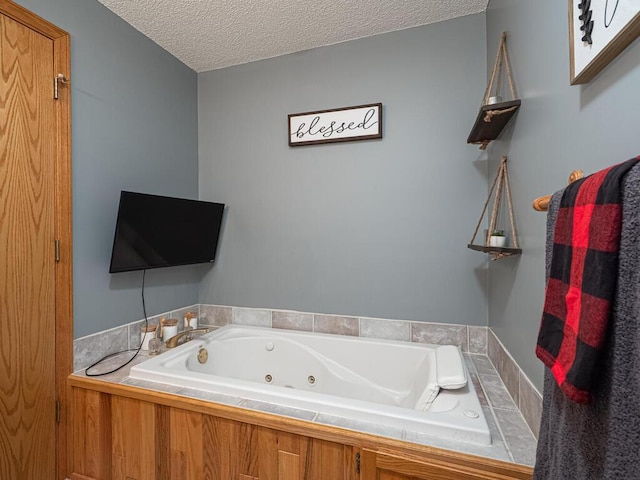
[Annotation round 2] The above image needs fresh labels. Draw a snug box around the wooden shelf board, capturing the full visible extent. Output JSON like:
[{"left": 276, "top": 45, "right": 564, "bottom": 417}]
[
  {"left": 467, "top": 244, "right": 522, "bottom": 256},
  {"left": 466, "top": 99, "right": 521, "bottom": 145}
]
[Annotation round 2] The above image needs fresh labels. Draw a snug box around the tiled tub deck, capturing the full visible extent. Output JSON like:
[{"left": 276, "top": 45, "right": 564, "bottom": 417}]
[{"left": 74, "top": 304, "right": 540, "bottom": 466}]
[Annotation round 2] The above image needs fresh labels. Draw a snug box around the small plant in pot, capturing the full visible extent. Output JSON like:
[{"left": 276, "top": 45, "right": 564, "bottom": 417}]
[{"left": 489, "top": 230, "right": 506, "bottom": 248}]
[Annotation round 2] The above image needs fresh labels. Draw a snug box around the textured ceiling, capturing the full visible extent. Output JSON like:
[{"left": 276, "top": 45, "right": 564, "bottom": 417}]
[{"left": 97, "top": 0, "right": 488, "bottom": 73}]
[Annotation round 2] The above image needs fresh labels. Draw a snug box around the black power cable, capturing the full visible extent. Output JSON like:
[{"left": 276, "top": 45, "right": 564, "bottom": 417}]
[{"left": 85, "top": 270, "right": 149, "bottom": 376}]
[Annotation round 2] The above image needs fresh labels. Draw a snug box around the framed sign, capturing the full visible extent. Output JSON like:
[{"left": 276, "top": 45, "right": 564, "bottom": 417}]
[
  {"left": 570, "top": 0, "right": 640, "bottom": 84},
  {"left": 288, "top": 103, "right": 382, "bottom": 147}
]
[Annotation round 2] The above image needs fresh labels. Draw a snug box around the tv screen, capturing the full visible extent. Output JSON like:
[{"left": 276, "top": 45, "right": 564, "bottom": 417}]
[{"left": 109, "top": 191, "right": 225, "bottom": 273}]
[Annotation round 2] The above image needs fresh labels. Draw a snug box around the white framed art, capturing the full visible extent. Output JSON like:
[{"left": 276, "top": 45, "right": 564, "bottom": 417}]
[{"left": 288, "top": 103, "right": 382, "bottom": 147}]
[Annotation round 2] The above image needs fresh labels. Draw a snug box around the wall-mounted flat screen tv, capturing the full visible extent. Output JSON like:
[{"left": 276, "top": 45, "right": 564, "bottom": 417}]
[{"left": 109, "top": 191, "right": 225, "bottom": 273}]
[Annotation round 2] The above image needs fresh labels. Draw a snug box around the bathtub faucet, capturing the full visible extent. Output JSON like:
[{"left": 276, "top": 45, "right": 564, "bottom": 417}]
[{"left": 165, "top": 327, "right": 214, "bottom": 348}]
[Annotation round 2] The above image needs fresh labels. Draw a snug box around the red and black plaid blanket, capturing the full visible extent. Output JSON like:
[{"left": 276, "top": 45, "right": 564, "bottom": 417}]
[{"left": 536, "top": 157, "right": 640, "bottom": 404}]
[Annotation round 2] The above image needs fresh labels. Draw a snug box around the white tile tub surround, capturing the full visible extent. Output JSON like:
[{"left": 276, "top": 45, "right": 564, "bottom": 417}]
[
  {"left": 73, "top": 306, "right": 539, "bottom": 466},
  {"left": 272, "top": 310, "right": 314, "bottom": 331},
  {"left": 487, "top": 329, "right": 543, "bottom": 439},
  {"left": 73, "top": 305, "right": 200, "bottom": 371},
  {"left": 411, "top": 323, "right": 468, "bottom": 352},
  {"left": 465, "top": 354, "right": 537, "bottom": 465},
  {"left": 360, "top": 317, "right": 411, "bottom": 342},
  {"left": 199, "top": 304, "right": 232, "bottom": 326},
  {"left": 73, "top": 323, "right": 130, "bottom": 372},
  {"left": 469, "top": 326, "right": 488, "bottom": 354},
  {"left": 314, "top": 314, "right": 359, "bottom": 336},
  {"left": 73, "top": 304, "right": 541, "bottom": 441},
  {"left": 72, "top": 329, "right": 537, "bottom": 465},
  {"left": 75, "top": 305, "right": 489, "bottom": 370},
  {"left": 233, "top": 307, "right": 272, "bottom": 327}
]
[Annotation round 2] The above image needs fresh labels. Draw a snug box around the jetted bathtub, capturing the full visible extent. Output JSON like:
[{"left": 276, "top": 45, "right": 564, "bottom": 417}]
[{"left": 129, "top": 325, "right": 491, "bottom": 445}]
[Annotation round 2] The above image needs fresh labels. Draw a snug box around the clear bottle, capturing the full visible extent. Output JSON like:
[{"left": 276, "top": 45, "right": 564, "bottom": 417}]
[
  {"left": 184, "top": 311, "right": 198, "bottom": 329},
  {"left": 140, "top": 324, "right": 157, "bottom": 351}
]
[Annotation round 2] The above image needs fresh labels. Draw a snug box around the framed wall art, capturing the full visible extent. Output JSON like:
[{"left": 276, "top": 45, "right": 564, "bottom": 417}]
[
  {"left": 569, "top": 0, "right": 640, "bottom": 84},
  {"left": 288, "top": 103, "right": 382, "bottom": 147}
]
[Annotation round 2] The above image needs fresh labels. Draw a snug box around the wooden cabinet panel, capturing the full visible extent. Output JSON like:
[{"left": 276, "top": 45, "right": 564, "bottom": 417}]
[
  {"left": 313, "top": 438, "right": 347, "bottom": 480},
  {"left": 112, "top": 454, "right": 126, "bottom": 480},
  {"left": 361, "top": 448, "right": 532, "bottom": 480},
  {"left": 378, "top": 473, "right": 409, "bottom": 480},
  {"left": 230, "top": 419, "right": 260, "bottom": 478},
  {"left": 203, "top": 414, "right": 230, "bottom": 479},
  {"left": 112, "top": 396, "right": 156, "bottom": 480},
  {"left": 72, "top": 389, "right": 111, "bottom": 480},
  {"left": 170, "top": 408, "right": 203, "bottom": 479},
  {"left": 256, "top": 427, "right": 279, "bottom": 479},
  {"left": 155, "top": 405, "right": 171, "bottom": 479},
  {"left": 69, "top": 385, "right": 531, "bottom": 480},
  {"left": 277, "top": 451, "right": 299, "bottom": 479}
]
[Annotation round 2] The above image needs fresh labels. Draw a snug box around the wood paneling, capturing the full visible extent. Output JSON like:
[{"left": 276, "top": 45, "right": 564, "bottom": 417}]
[
  {"left": 72, "top": 390, "right": 111, "bottom": 479},
  {"left": 278, "top": 451, "right": 299, "bottom": 480},
  {"left": 362, "top": 448, "right": 533, "bottom": 480},
  {"left": 203, "top": 415, "right": 231, "bottom": 479},
  {"left": 257, "top": 426, "right": 278, "bottom": 479},
  {"left": 112, "top": 396, "right": 156, "bottom": 480},
  {"left": 155, "top": 405, "right": 171, "bottom": 479},
  {"left": 170, "top": 408, "right": 203, "bottom": 479},
  {"left": 70, "top": 384, "right": 533, "bottom": 480},
  {"left": 69, "top": 474, "right": 99, "bottom": 480}
]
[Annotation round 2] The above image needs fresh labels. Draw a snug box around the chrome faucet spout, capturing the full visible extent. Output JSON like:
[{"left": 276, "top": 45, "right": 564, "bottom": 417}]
[{"left": 165, "top": 327, "right": 213, "bottom": 348}]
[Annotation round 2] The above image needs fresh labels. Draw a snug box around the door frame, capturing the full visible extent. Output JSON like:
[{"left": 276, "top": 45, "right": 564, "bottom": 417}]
[{"left": 0, "top": 2, "right": 72, "bottom": 479}]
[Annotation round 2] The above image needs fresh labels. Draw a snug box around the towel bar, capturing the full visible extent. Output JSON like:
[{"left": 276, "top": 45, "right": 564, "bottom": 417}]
[{"left": 532, "top": 170, "right": 584, "bottom": 211}]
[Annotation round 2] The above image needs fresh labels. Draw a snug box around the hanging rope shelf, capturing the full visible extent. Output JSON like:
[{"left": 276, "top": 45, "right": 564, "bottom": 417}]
[
  {"left": 468, "top": 156, "right": 521, "bottom": 260},
  {"left": 467, "top": 32, "right": 521, "bottom": 150}
]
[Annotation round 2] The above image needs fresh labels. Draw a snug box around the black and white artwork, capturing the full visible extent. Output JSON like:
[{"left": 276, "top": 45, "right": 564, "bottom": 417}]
[
  {"left": 288, "top": 103, "right": 382, "bottom": 147},
  {"left": 570, "top": 0, "right": 640, "bottom": 84}
]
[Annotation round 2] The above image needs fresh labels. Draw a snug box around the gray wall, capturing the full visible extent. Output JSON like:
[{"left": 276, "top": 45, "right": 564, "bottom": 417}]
[
  {"left": 486, "top": 0, "right": 640, "bottom": 390},
  {"left": 16, "top": 0, "right": 200, "bottom": 338},
  {"left": 198, "top": 14, "right": 491, "bottom": 326}
]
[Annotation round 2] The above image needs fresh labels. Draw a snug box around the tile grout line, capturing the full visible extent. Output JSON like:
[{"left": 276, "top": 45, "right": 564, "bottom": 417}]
[
  {"left": 488, "top": 407, "right": 518, "bottom": 464},
  {"left": 474, "top": 367, "right": 520, "bottom": 464},
  {"left": 471, "top": 355, "right": 526, "bottom": 463},
  {"left": 474, "top": 371, "right": 516, "bottom": 463}
]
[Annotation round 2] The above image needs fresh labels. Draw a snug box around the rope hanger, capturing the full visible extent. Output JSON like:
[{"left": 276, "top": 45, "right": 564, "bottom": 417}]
[
  {"left": 468, "top": 156, "right": 521, "bottom": 260},
  {"left": 467, "top": 32, "right": 521, "bottom": 150},
  {"left": 483, "top": 32, "right": 518, "bottom": 106}
]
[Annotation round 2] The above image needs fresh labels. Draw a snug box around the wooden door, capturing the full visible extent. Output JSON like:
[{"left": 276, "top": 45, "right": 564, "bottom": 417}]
[{"left": 0, "top": 2, "right": 72, "bottom": 479}]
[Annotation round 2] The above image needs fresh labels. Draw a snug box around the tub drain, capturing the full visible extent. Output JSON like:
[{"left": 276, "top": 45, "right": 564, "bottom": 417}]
[
  {"left": 265, "top": 374, "right": 273, "bottom": 383},
  {"left": 307, "top": 375, "right": 316, "bottom": 385}
]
